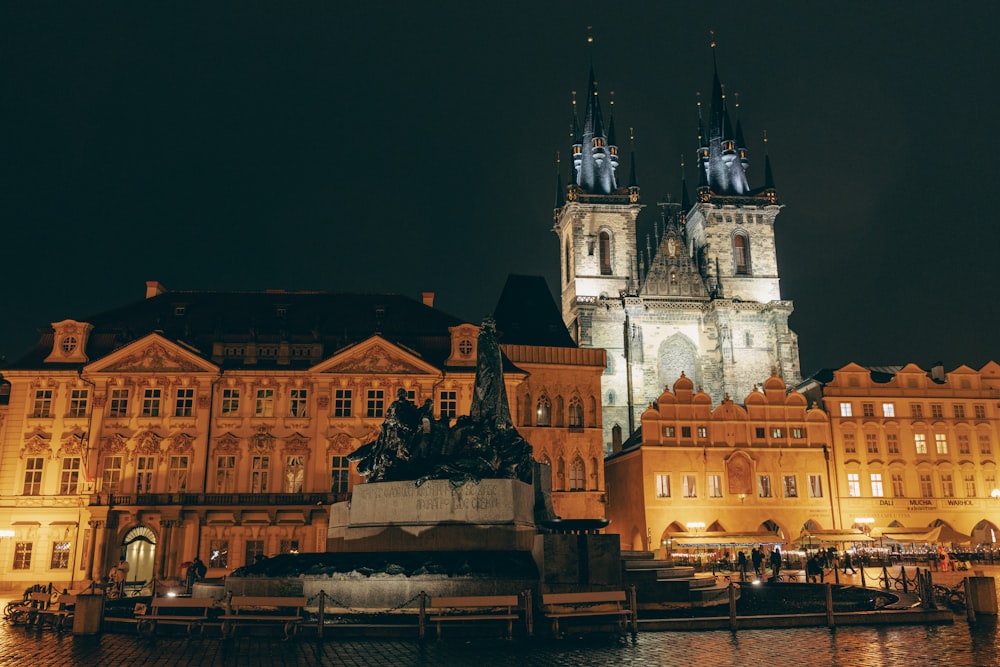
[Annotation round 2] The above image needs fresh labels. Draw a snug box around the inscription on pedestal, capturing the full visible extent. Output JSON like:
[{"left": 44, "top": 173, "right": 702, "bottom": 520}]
[{"left": 348, "top": 479, "right": 534, "bottom": 527}]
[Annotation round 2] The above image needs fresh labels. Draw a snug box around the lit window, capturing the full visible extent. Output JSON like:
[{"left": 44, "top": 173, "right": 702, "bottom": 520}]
[
  {"left": 50, "top": 541, "right": 71, "bottom": 569},
  {"left": 655, "top": 474, "right": 671, "bottom": 498},
  {"left": 839, "top": 402, "right": 852, "bottom": 417},
  {"left": 783, "top": 475, "right": 797, "bottom": 497},
  {"left": 255, "top": 389, "right": 274, "bottom": 417},
  {"left": 758, "top": 475, "right": 772, "bottom": 498},
  {"left": 698, "top": 426, "right": 708, "bottom": 438},
  {"left": 285, "top": 455, "right": 304, "bottom": 493},
  {"left": 935, "top": 433, "right": 948, "bottom": 454},
  {"left": 167, "top": 455, "right": 189, "bottom": 492},
  {"left": 289, "top": 389, "right": 308, "bottom": 418},
  {"left": 882, "top": 403, "right": 895, "bottom": 417},
  {"left": 216, "top": 455, "right": 236, "bottom": 493},
  {"left": 914, "top": 433, "right": 927, "bottom": 454},
  {"left": 771, "top": 427, "right": 783, "bottom": 438},
  {"left": 279, "top": 540, "right": 299, "bottom": 555},
  {"left": 536, "top": 396, "right": 551, "bottom": 426},
  {"left": 209, "top": 540, "right": 228, "bottom": 569},
  {"left": 870, "top": 473, "right": 884, "bottom": 497},
  {"left": 663, "top": 426, "right": 676, "bottom": 438},
  {"left": 13, "top": 542, "right": 32, "bottom": 570},
  {"left": 683, "top": 474, "right": 697, "bottom": 498},
  {"left": 251, "top": 456, "right": 270, "bottom": 493},
  {"left": 791, "top": 427, "right": 804, "bottom": 439},
  {"left": 708, "top": 474, "right": 722, "bottom": 498},
  {"left": 847, "top": 473, "right": 860, "bottom": 497}
]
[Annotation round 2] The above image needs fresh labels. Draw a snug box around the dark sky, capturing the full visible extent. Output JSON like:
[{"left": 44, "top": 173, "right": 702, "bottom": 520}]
[{"left": 2, "top": 2, "right": 998, "bottom": 376}]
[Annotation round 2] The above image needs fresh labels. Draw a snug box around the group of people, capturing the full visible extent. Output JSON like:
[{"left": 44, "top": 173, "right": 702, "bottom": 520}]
[
  {"left": 106, "top": 558, "right": 130, "bottom": 598},
  {"left": 722, "top": 547, "right": 868, "bottom": 583}
]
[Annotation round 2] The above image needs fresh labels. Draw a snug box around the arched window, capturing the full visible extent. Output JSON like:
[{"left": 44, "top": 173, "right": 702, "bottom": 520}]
[
  {"left": 599, "top": 231, "right": 612, "bottom": 275},
  {"left": 733, "top": 233, "right": 750, "bottom": 275},
  {"left": 554, "top": 396, "right": 565, "bottom": 427},
  {"left": 536, "top": 395, "right": 551, "bottom": 427},
  {"left": 522, "top": 393, "right": 532, "bottom": 427},
  {"left": 569, "top": 457, "right": 586, "bottom": 491},
  {"left": 568, "top": 397, "right": 584, "bottom": 428}
]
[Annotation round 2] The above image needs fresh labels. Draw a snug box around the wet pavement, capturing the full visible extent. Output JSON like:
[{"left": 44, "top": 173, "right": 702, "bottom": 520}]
[{"left": 1, "top": 566, "right": 998, "bottom": 667}]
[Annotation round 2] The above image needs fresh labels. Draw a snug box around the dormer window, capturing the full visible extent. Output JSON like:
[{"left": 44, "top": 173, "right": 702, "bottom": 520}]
[
  {"left": 458, "top": 339, "right": 473, "bottom": 357},
  {"left": 61, "top": 336, "right": 78, "bottom": 354},
  {"left": 45, "top": 319, "right": 93, "bottom": 364},
  {"left": 174, "top": 306, "right": 186, "bottom": 316}
]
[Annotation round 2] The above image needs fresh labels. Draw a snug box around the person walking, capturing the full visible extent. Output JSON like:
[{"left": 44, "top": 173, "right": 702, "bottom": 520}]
[
  {"left": 769, "top": 547, "right": 782, "bottom": 581},
  {"left": 807, "top": 553, "right": 824, "bottom": 582},
  {"left": 842, "top": 550, "right": 857, "bottom": 574},
  {"left": 751, "top": 547, "right": 763, "bottom": 579},
  {"left": 737, "top": 551, "right": 748, "bottom": 581}
]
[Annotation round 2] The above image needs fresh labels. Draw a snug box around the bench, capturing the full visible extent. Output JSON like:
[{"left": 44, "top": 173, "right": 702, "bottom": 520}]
[
  {"left": 136, "top": 597, "right": 217, "bottom": 637},
  {"left": 423, "top": 594, "right": 522, "bottom": 640},
  {"left": 7, "top": 591, "right": 53, "bottom": 627},
  {"left": 540, "top": 590, "right": 636, "bottom": 638},
  {"left": 220, "top": 595, "right": 308, "bottom": 640},
  {"left": 35, "top": 593, "right": 76, "bottom": 632}
]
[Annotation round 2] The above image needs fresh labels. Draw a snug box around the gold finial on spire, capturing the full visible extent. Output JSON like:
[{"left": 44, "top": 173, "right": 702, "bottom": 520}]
[
  {"left": 734, "top": 91, "right": 740, "bottom": 111},
  {"left": 709, "top": 30, "right": 716, "bottom": 49},
  {"left": 610, "top": 90, "right": 615, "bottom": 108},
  {"left": 720, "top": 82, "right": 726, "bottom": 101},
  {"left": 587, "top": 26, "right": 594, "bottom": 44},
  {"left": 629, "top": 127, "right": 635, "bottom": 142},
  {"left": 680, "top": 154, "right": 685, "bottom": 169},
  {"left": 763, "top": 129, "right": 768, "bottom": 145}
]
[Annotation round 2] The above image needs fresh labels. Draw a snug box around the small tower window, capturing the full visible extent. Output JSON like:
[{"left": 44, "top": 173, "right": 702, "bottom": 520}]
[
  {"left": 599, "top": 231, "right": 612, "bottom": 275},
  {"left": 565, "top": 238, "right": 572, "bottom": 282},
  {"left": 733, "top": 233, "right": 750, "bottom": 275}
]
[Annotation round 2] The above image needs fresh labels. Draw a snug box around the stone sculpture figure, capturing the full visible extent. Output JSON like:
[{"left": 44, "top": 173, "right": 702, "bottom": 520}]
[{"left": 349, "top": 317, "right": 533, "bottom": 486}]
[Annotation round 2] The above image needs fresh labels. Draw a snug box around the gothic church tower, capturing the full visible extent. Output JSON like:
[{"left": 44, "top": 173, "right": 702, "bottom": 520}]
[{"left": 554, "top": 55, "right": 800, "bottom": 452}]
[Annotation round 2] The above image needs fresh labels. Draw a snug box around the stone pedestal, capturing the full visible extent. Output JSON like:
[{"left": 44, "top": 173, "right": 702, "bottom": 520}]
[
  {"left": 327, "top": 479, "right": 536, "bottom": 552},
  {"left": 72, "top": 594, "right": 105, "bottom": 635},
  {"left": 966, "top": 576, "right": 998, "bottom": 615}
]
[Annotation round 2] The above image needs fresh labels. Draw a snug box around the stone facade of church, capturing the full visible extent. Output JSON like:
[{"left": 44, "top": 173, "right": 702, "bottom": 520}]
[{"left": 553, "top": 61, "right": 800, "bottom": 452}]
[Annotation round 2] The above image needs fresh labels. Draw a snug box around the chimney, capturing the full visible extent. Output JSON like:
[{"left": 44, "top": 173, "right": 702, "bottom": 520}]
[
  {"left": 612, "top": 424, "right": 623, "bottom": 454},
  {"left": 422, "top": 291, "right": 435, "bottom": 308},
  {"left": 930, "top": 361, "right": 945, "bottom": 383},
  {"left": 145, "top": 280, "right": 168, "bottom": 299}
]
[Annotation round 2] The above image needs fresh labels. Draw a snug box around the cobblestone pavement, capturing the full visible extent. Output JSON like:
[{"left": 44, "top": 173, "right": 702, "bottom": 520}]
[{"left": 1, "top": 567, "right": 997, "bottom": 667}]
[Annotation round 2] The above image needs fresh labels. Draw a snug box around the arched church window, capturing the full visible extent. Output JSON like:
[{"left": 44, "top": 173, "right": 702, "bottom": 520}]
[
  {"left": 733, "top": 233, "right": 750, "bottom": 275},
  {"left": 569, "top": 456, "right": 586, "bottom": 490},
  {"left": 522, "top": 393, "right": 532, "bottom": 427},
  {"left": 568, "top": 397, "right": 584, "bottom": 428},
  {"left": 599, "top": 231, "right": 612, "bottom": 275},
  {"left": 536, "top": 395, "right": 551, "bottom": 427}
]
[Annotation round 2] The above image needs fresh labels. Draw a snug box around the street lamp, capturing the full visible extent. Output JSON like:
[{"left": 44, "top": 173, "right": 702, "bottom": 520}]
[
  {"left": 854, "top": 517, "right": 874, "bottom": 535},
  {"left": 991, "top": 488, "right": 1000, "bottom": 502}
]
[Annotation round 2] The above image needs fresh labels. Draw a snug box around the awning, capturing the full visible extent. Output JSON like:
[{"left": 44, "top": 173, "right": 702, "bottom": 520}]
[
  {"left": 796, "top": 529, "right": 874, "bottom": 545},
  {"left": 669, "top": 531, "right": 786, "bottom": 547},
  {"left": 876, "top": 526, "right": 941, "bottom": 543}
]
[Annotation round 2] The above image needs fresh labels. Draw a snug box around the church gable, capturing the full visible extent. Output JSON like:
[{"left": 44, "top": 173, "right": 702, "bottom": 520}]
[
  {"left": 313, "top": 335, "right": 440, "bottom": 376},
  {"left": 85, "top": 333, "right": 218, "bottom": 374}
]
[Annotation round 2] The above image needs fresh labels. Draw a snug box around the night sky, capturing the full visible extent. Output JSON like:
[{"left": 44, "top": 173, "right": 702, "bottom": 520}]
[{"left": 2, "top": 3, "right": 998, "bottom": 377}]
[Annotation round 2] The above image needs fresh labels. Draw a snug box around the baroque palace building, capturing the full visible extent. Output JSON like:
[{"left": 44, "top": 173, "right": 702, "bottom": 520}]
[
  {"left": 605, "top": 362, "right": 1000, "bottom": 555},
  {"left": 0, "top": 276, "right": 605, "bottom": 592},
  {"left": 553, "top": 56, "right": 800, "bottom": 452}
]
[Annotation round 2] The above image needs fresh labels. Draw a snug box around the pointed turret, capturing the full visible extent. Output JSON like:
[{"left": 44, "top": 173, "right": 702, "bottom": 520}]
[{"left": 571, "top": 64, "right": 619, "bottom": 194}]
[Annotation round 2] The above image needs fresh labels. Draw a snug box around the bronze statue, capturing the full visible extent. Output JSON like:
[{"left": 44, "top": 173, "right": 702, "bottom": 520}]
[{"left": 349, "top": 318, "right": 533, "bottom": 486}]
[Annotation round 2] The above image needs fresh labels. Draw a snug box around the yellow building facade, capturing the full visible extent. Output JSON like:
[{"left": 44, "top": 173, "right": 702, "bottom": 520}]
[
  {"left": 605, "top": 373, "right": 832, "bottom": 553},
  {"left": 814, "top": 362, "right": 1000, "bottom": 545},
  {"left": 0, "top": 279, "right": 605, "bottom": 592}
]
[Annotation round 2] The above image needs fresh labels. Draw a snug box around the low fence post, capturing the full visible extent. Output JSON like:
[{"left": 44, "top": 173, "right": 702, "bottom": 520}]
[
  {"left": 882, "top": 565, "right": 890, "bottom": 590},
  {"left": 317, "top": 590, "right": 326, "bottom": 641},
  {"left": 825, "top": 582, "right": 835, "bottom": 627},
  {"left": 418, "top": 591, "right": 427, "bottom": 640},
  {"left": 728, "top": 582, "right": 737, "bottom": 631}
]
